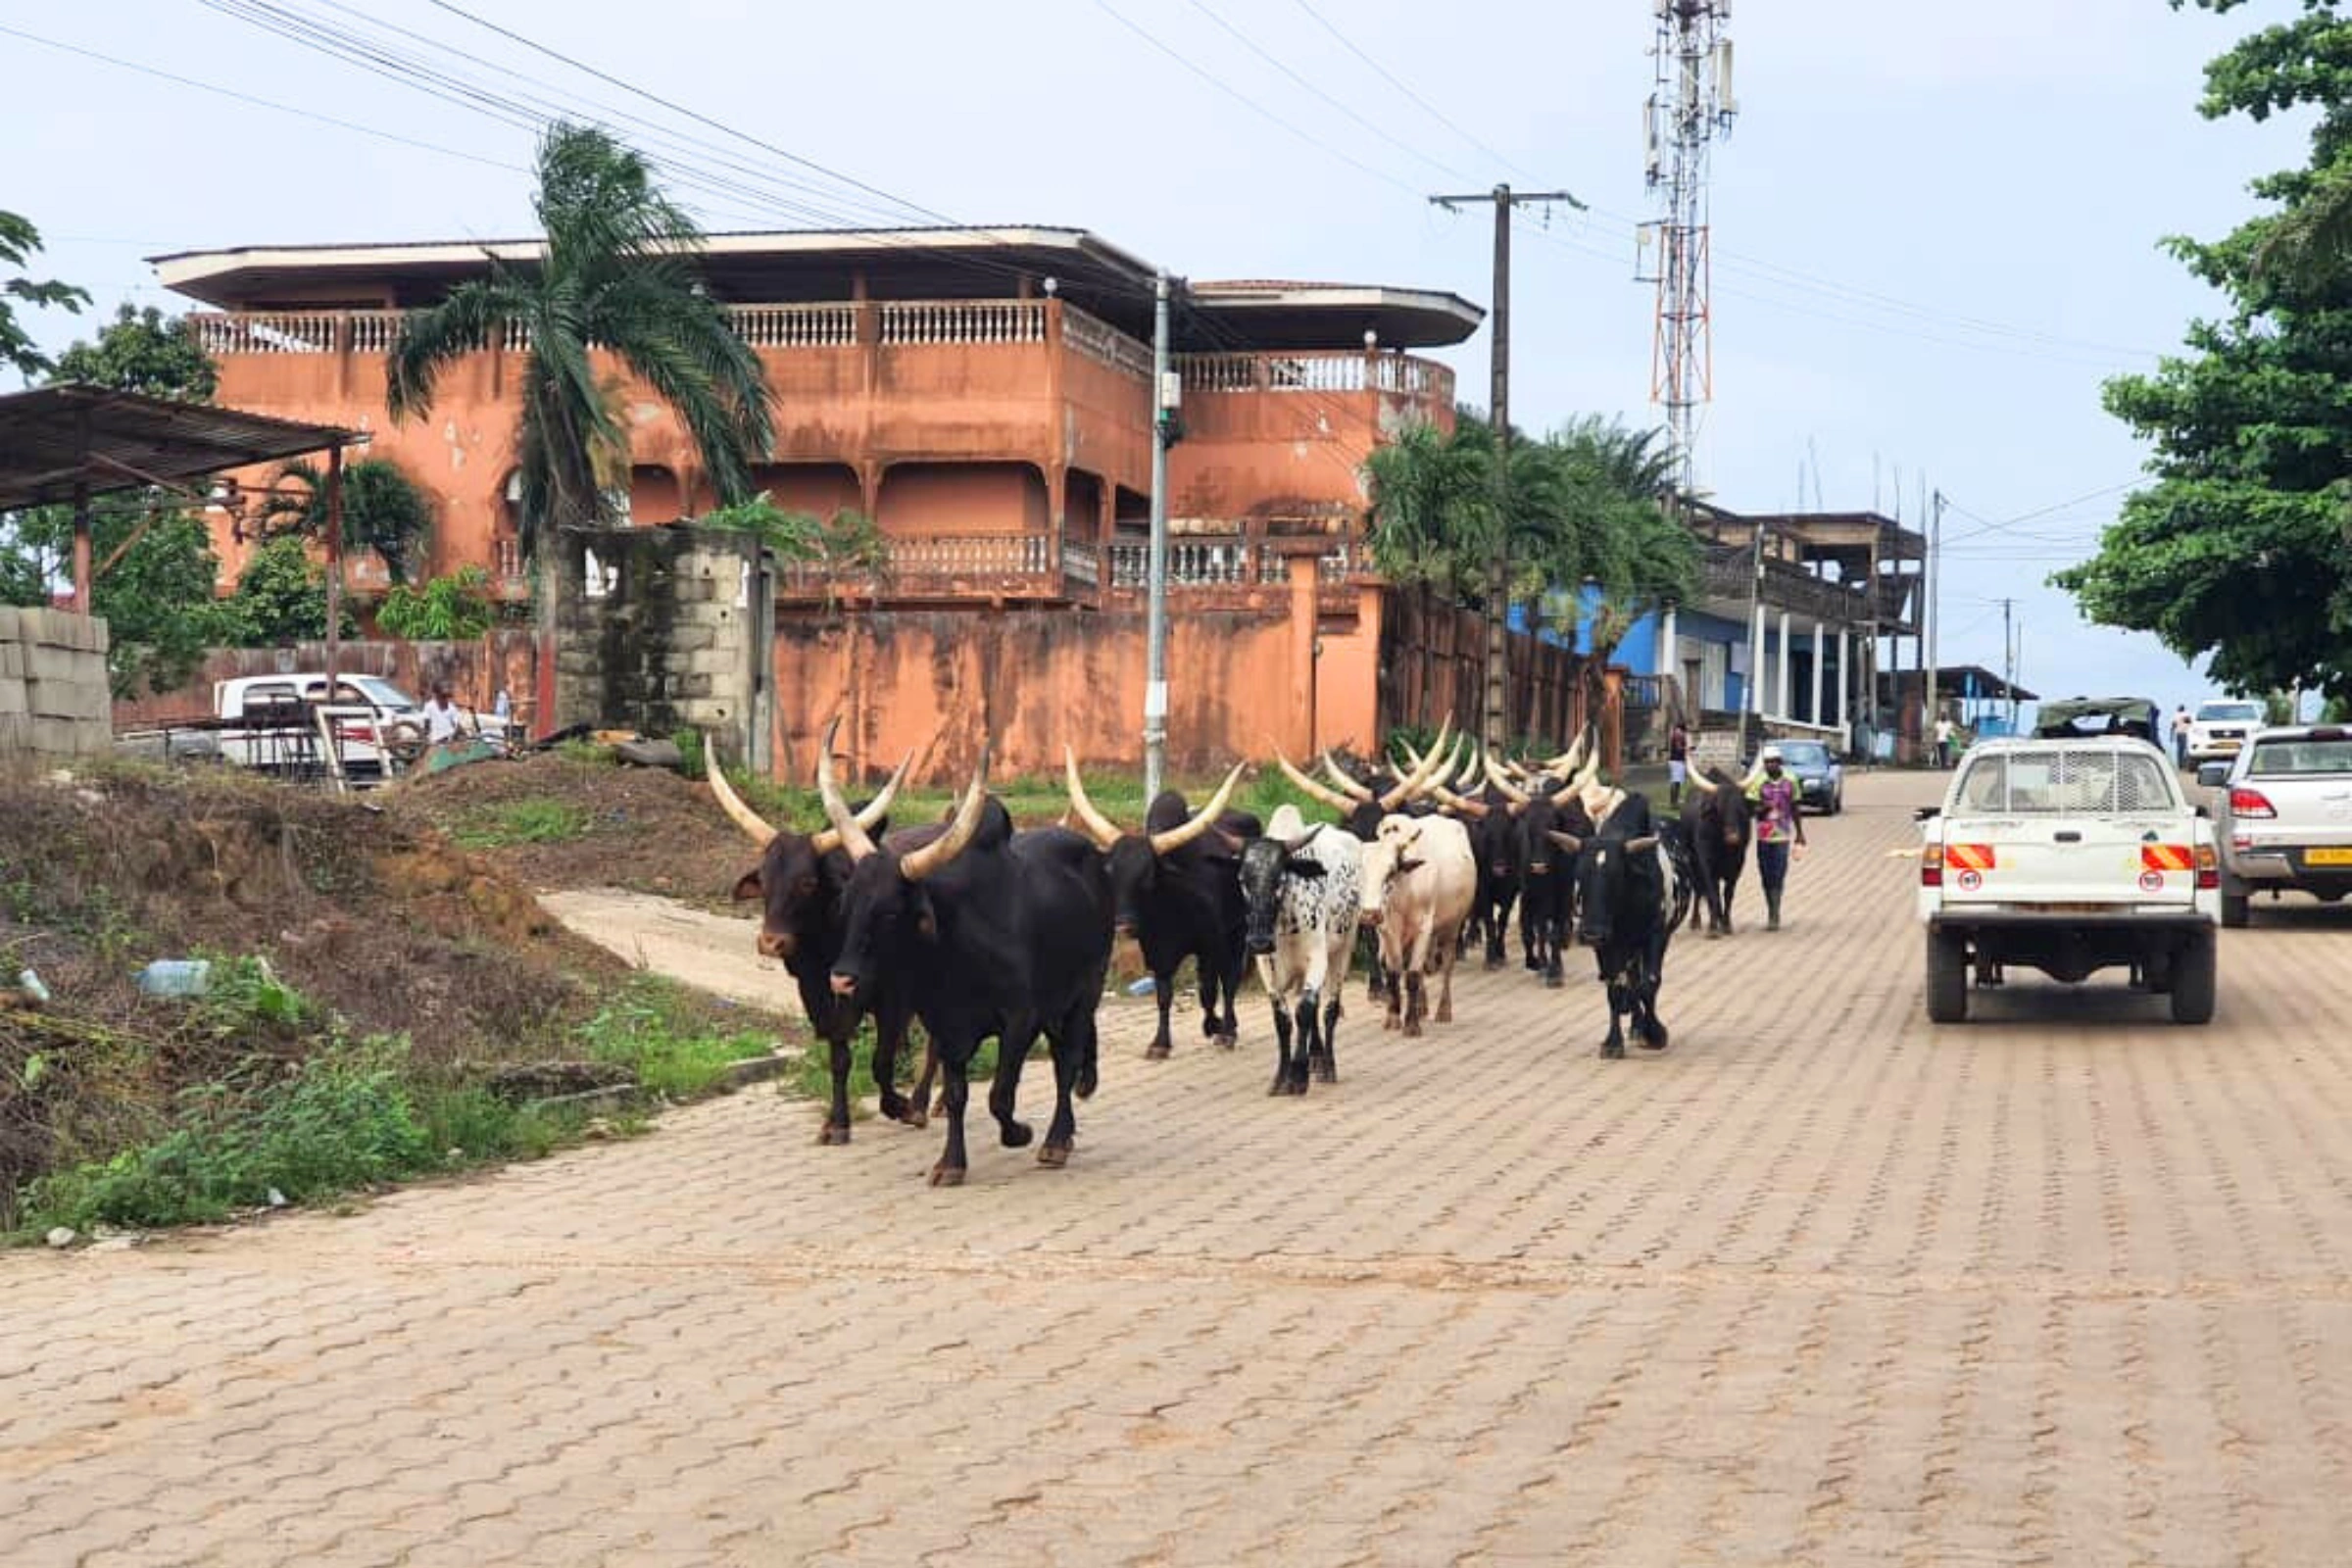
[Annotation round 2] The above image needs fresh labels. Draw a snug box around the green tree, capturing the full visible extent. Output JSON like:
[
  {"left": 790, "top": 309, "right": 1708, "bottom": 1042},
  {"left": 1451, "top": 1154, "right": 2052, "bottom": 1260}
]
[
  {"left": 1, "top": 211, "right": 88, "bottom": 382},
  {"left": 259, "top": 457, "right": 435, "bottom": 585},
  {"left": 51, "top": 304, "right": 217, "bottom": 401},
  {"left": 225, "top": 536, "right": 352, "bottom": 646},
  {"left": 376, "top": 567, "right": 498, "bottom": 641},
  {"left": 697, "top": 494, "right": 893, "bottom": 613},
  {"left": 386, "top": 122, "right": 776, "bottom": 724},
  {"left": 2057, "top": 2, "right": 2352, "bottom": 701}
]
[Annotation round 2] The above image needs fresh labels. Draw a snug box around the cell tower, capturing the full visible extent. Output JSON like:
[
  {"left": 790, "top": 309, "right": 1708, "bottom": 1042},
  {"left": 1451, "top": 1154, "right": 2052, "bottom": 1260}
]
[{"left": 1641, "top": 0, "right": 1737, "bottom": 501}]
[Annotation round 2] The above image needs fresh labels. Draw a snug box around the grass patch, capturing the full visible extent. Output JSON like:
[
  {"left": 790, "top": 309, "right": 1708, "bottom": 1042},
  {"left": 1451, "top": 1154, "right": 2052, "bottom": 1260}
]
[
  {"left": 574, "top": 975, "right": 775, "bottom": 1099},
  {"left": 451, "top": 798, "right": 592, "bottom": 850}
]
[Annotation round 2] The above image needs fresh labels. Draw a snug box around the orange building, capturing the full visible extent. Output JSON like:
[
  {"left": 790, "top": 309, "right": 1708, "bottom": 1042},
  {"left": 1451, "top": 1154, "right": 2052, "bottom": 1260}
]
[
  {"left": 155, "top": 227, "right": 1474, "bottom": 595},
  {"left": 151, "top": 227, "right": 1481, "bottom": 773}
]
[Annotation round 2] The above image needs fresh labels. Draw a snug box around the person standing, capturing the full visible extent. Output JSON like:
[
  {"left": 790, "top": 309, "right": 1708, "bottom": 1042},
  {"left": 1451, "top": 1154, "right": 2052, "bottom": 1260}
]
[
  {"left": 2171, "top": 704, "right": 2192, "bottom": 767},
  {"left": 1667, "top": 718, "right": 1690, "bottom": 809},
  {"left": 1746, "top": 745, "right": 1808, "bottom": 932},
  {"left": 421, "top": 681, "right": 465, "bottom": 747},
  {"left": 1933, "top": 713, "right": 1956, "bottom": 769}
]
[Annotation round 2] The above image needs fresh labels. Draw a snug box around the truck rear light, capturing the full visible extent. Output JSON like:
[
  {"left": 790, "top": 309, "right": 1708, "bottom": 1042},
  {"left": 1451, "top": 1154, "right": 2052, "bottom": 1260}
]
[
  {"left": 2195, "top": 844, "right": 2219, "bottom": 890},
  {"left": 1920, "top": 843, "right": 1943, "bottom": 888},
  {"left": 2230, "top": 788, "right": 2277, "bottom": 820}
]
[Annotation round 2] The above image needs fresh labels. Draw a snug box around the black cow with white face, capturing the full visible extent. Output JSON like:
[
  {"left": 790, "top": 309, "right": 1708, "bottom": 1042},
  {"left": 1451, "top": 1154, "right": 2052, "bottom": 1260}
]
[
  {"left": 823, "top": 749, "right": 1114, "bottom": 1187},
  {"left": 1062, "top": 752, "right": 1258, "bottom": 1059},
  {"left": 713, "top": 730, "right": 922, "bottom": 1144},
  {"left": 1560, "top": 792, "right": 1683, "bottom": 1059},
  {"left": 1680, "top": 766, "right": 1754, "bottom": 937}
]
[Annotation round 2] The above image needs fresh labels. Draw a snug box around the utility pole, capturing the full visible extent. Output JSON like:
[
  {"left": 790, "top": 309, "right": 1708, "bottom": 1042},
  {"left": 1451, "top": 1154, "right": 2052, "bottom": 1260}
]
[
  {"left": 1997, "top": 596, "right": 2017, "bottom": 733},
  {"left": 1925, "top": 487, "right": 1944, "bottom": 755},
  {"left": 1743, "top": 514, "right": 1767, "bottom": 726},
  {"left": 1430, "top": 184, "right": 1582, "bottom": 750},
  {"left": 1143, "top": 270, "right": 1174, "bottom": 802}
]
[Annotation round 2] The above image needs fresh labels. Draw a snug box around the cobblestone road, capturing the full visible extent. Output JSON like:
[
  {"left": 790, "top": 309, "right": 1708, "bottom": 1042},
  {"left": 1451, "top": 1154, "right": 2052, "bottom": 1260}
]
[{"left": 7, "top": 769, "right": 2352, "bottom": 1566}]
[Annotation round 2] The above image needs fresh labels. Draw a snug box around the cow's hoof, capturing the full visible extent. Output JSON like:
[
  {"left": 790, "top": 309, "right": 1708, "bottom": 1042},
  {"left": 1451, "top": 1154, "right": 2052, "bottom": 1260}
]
[
  {"left": 1288, "top": 1077, "right": 1310, "bottom": 1097},
  {"left": 928, "top": 1163, "right": 967, "bottom": 1188},
  {"left": 1599, "top": 1042, "right": 1626, "bottom": 1060},
  {"left": 1403, "top": 1020, "right": 1424, "bottom": 1039},
  {"left": 1314, "top": 1065, "right": 1337, "bottom": 1085},
  {"left": 1484, "top": 956, "right": 1502, "bottom": 971},
  {"left": 1076, "top": 1066, "right": 1098, "bottom": 1100},
  {"left": 1524, "top": 957, "right": 1542, "bottom": 972},
  {"left": 1436, "top": 1004, "right": 1452, "bottom": 1023},
  {"left": 1144, "top": 1042, "right": 1171, "bottom": 1061},
  {"left": 999, "top": 1119, "right": 1034, "bottom": 1149},
  {"left": 1215, "top": 1032, "right": 1238, "bottom": 1051},
  {"left": 1639, "top": 1024, "right": 1670, "bottom": 1052},
  {"left": 1037, "top": 1143, "right": 1071, "bottom": 1168},
  {"left": 815, "top": 1122, "right": 852, "bottom": 1146},
  {"left": 1704, "top": 927, "right": 1723, "bottom": 941},
  {"left": 1544, "top": 971, "right": 1562, "bottom": 990},
  {"left": 1268, "top": 1077, "right": 1291, "bottom": 1097}
]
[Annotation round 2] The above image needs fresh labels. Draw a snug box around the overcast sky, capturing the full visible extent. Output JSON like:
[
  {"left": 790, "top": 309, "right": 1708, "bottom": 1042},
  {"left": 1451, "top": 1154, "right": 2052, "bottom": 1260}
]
[{"left": 6, "top": 0, "right": 2297, "bottom": 714}]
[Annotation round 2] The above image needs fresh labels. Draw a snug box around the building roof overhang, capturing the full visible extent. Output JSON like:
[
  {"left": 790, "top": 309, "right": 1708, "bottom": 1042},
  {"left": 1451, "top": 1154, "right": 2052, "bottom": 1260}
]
[
  {"left": 0, "top": 384, "right": 366, "bottom": 512},
  {"left": 150, "top": 226, "right": 1485, "bottom": 352}
]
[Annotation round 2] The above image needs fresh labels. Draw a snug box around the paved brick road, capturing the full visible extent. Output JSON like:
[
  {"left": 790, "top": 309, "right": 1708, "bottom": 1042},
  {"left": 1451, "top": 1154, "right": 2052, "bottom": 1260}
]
[{"left": 7, "top": 769, "right": 2352, "bottom": 1566}]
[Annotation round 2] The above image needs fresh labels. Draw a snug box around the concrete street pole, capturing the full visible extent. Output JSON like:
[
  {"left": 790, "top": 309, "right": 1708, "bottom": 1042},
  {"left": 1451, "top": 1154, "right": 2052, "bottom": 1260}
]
[{"left": 1143, "top": 270, "right": 1172, "bottom": 802}]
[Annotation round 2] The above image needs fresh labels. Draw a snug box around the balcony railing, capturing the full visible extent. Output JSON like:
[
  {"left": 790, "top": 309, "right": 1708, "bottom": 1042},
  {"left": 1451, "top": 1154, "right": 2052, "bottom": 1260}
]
[
  {"left": 877, "top": 300, "right": 1044, "bottom": 345},
  {"left": 776, "top": 533, "right": 1057, "bottom": 599},
  {"left": 1061, "top": 306, "right": 1154, "bottom": 380},
  {"left": 1174, "top": 351, "right": 1454, "bottom": 405},
  {"left": 1698, "top": 547, "right": 1870, "bottom": 626}
]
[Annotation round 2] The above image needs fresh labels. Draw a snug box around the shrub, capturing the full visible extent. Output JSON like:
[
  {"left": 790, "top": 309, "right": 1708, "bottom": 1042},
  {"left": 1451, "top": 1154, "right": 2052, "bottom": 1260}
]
[
  {"left": 574, "top": 976, "right": 773, "bottom": 1099},
  {"left": 378, "top": 567, "right": 497, "bottom": 641}
]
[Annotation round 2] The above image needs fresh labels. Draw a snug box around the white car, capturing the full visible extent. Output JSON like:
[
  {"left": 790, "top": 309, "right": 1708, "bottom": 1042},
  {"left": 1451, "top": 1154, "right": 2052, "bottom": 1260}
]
[
  {"left": 2184, "top": 699, "right": 2264, "bottom": 763},
  {"left": 1915, "top": 734, "right": 2220, "bottom": 1024},
  {"left": 2200, "top": 723, "right": 2352, "bottom": 926}
]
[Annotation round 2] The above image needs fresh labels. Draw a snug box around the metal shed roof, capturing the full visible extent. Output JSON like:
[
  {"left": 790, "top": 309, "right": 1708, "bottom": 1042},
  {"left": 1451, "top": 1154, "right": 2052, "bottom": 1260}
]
[{"left": 0, "top": 383, "right": 365, "bottom": 512}]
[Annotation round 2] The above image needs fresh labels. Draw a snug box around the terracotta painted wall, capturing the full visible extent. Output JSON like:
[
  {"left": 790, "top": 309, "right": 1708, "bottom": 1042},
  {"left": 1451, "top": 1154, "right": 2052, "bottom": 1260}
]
[
  {"left": 874, "top": 464, "right": 1048, "bottom": 538},
  {"left": 769, "top": 580, "right": 1389, "bottom": 788}
]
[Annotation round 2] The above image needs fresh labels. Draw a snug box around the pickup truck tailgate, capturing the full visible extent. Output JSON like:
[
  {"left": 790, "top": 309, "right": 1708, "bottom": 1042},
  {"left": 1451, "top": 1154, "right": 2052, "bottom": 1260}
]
[{"left": 1938, "top": 747, "right": 2199, "bottom": 909}]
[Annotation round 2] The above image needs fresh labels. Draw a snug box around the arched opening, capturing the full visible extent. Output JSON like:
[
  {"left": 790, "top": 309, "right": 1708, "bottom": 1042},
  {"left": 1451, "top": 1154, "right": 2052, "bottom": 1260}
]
[
  {"left": 1064, "top": 469, "right": 1107, "bottom": 542},
  {"left": 874, "top": 462, "right": 1049, "bottom": 538},
  {"left": 746, "top": 462, "right": 864, "bottom": 523},
  {"left": 629, "top": 465, "right": 683, "bottom": 524}
]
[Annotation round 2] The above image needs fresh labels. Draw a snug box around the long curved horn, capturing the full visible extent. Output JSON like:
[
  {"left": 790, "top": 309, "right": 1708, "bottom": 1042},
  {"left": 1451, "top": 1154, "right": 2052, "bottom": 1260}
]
[
  {"left": 901, "top": 747, "right": 990, "bottom": 882},
  {"left": 1382, "top": 715, "right": 1452, "bottom": 808},
  {"left": 1545, "top": 731, "right": 1586, "bottom": 774},
  {"left": 1062, "top": 746, "right": 1123, "bottom": 851},
  {"left": 1274, "top": 746, "right": 1359, "bottom": 812},
  {"left": 815, "top": 750, "right": 910, "bottom": 854},
  {"left": 705, "top": 740, "right": 778, "bottom": 849},
  {"left": 815, "top": 717, "right": 878, "bottom": 862},
  {"left": 1481, "top": 750, "right": 1531, "bottom": 808},
  {"left": 1429, "top": 781, "right": 1490, "bottom": 819},
  {"left": 1319, "top": 752, "right": 1375, "bottom": 803},
  {"left": 1151, "top": 762, "right": 1246, "bottom": 856}
]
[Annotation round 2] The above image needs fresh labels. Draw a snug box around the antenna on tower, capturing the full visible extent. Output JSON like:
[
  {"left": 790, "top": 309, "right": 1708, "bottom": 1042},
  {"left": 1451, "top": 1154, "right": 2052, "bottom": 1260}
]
[{"left": 1642, "top": 0, "right": 1738, "bottom": 507}]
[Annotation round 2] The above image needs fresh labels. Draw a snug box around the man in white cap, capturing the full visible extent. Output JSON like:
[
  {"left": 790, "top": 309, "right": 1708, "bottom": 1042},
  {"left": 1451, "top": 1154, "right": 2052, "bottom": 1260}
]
[{"left": 1744, "top": 744, "right": 1808, "bottom": 931}]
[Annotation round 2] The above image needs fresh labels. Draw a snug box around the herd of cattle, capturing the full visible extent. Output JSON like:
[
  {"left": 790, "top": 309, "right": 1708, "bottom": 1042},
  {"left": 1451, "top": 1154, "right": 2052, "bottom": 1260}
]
[{"left": 708, "top": 717, "right": 1778, "bottom": 1187}]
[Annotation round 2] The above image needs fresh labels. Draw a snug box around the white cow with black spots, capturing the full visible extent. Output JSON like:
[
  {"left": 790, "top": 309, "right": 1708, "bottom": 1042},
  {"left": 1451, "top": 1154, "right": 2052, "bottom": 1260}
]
[{"left": 1235, "top": 804, "right": 1362, "bottom": 1097}]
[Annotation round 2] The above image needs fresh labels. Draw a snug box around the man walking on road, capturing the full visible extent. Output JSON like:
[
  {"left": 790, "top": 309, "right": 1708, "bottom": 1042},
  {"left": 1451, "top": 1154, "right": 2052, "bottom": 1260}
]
[
  {"left": 1933, "top": 714, "right": 1956, "bottom": 769},
  {"left": 1667, "top": 718, "right": 1690, "bottom": 809},
  {"left": 1747, "top": 746, "right": 1807, "bottom": 931},
  {"left": 2172, "top": 704, "right": 2193, "bottom": 766}
]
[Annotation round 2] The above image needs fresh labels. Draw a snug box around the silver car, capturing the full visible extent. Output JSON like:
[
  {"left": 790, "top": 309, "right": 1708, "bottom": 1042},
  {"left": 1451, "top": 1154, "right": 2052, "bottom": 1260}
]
[{"left": 2199, "top": 724, "right": 2352, "bottom": 926}]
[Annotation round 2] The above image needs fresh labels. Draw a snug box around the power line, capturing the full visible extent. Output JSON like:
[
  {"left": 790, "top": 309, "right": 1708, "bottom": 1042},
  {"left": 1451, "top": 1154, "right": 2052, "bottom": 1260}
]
[{"left": 1283, "top": 0, "right": 1531, "bottom": 180}]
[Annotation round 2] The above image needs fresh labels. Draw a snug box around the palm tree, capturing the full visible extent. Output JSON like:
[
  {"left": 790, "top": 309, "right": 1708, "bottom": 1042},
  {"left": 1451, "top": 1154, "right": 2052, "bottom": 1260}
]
[
  {"left": 385, "top": 122, "right": 775, "bottom": 732},
  {"left": 259, "top": 456, "right": 435, "bottom": 586},
  {"left": 1365, "top": 417, "right": 1493, "bottom": 729}
]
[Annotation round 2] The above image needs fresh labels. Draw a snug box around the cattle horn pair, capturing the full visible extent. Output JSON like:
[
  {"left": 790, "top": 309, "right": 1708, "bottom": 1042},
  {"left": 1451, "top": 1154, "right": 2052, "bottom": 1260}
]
[
  {"left": 1380, "top": 715, "right": 1454, "bottom": 808},
  {"left": 1397, "top": 735, "right": 1489, "bottom": 819},
  {"left": 1274, "top": 745, "right": 1363, "bottom": 813},
  {"left": 1318, "top": 751, "right": 1376, "bottom": 805},
  {"left": 708, "top": 726, "right": 906, "bottom": 855},
  {"left": 1482, "top": 750, "right": 1532, "bottom": 808},
  {"left": 1063, "top": 748, "right": 1246, "bottom": 856},
  {"left": 819, "top": 719, "right": 991, "bottom": 881}
]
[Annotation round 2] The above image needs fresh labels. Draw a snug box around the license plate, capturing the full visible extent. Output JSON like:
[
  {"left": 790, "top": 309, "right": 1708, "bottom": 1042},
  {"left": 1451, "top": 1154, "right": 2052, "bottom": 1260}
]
[
  {"left": 2024, "top": 903, "right": 2116, "bottom": 914},
  {"left": 2305, "top": 848, "right": 2352, "bottom": 866}
]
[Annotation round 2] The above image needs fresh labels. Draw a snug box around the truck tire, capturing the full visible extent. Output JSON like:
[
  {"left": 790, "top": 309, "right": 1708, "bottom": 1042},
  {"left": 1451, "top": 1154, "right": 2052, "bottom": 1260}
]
[
  {"left": 2220, "top": 883, "right": 2250, "bottom": 929},
  {"left": 2169, "top": 931, "right": 2217, "bottom": 1025},
  {"left": 1926, "top": 929, "right": 1970, "bottom": 1023}
]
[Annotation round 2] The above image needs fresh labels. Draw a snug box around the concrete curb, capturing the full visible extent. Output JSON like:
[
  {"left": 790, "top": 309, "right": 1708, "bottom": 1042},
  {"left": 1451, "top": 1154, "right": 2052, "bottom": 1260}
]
[{"left": 522, "top": 1048, "right": 802, "bottom": 1118}]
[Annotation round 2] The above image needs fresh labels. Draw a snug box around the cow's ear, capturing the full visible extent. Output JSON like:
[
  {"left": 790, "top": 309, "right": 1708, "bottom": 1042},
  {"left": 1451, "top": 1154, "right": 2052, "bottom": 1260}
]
[
  {"left": 731, "top": 871, "right": 763, "bottom": 903},
  {"left": 1285, "top": 857, "right": 1326, "bottom": 878}
]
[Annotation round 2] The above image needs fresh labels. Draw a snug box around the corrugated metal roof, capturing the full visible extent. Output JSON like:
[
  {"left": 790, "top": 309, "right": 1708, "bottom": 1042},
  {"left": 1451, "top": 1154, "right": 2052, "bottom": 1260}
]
[{"left": 0, "top": 384, "right": 366, "bottom": 512}]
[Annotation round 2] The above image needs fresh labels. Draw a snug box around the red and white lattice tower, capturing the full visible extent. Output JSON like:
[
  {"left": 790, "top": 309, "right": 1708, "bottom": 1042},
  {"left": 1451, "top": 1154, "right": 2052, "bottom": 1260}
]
[{"left": 1641, "top": 0, "right": 1737, "bottom": 501}]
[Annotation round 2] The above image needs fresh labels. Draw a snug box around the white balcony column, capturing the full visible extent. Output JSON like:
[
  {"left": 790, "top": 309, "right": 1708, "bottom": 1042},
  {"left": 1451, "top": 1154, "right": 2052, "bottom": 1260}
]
[
  {"left": 1838, "top": 625, "right": 1853, "bottom": 748},
  {"left": 1656, "top": 604, "right": 1679, "bottom": 682},
  {"left": 1775, "top": 610, "right": 1793, "bottom": 720},
  {"left": 1748, "top": 600, "right": 1767, "bottom": 717},
  {"left": 1809, "top": 620, "right": 1826, "bottom": 729}
]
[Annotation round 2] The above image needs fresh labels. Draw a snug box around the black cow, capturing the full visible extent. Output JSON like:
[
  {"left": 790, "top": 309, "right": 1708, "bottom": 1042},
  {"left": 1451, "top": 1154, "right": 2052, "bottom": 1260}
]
[
  {"left": 1562, "top": 793, "right": 1684, "bottom": 1059},
  {"left": 1516, "top": 785, "right": 1595, "bottom": 988},
  {"left": 1453, "top": 784, "right": 1520, "bottom": 968},
  {"left": 713, "top": 735, "right": 925, "bottom": 1144},
  {"left": 1062, "top": 753, "right": 1259, "bottom": 1059},
  {"left": 823, "top": 752, "right": 1114, "bottom": 1187},
  {"left": 1680, "top": 767, "right": 1754, "bottom": 938}
]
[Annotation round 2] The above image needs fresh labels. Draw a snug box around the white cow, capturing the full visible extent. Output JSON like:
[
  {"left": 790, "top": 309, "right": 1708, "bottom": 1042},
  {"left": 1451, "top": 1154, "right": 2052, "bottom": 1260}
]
[
  {"left": 1235, "top": 804, "right": 1362, "bottom": 1096},
  {"left": 1357, "top": 811, "right": 1478, "bottom": 1036}
]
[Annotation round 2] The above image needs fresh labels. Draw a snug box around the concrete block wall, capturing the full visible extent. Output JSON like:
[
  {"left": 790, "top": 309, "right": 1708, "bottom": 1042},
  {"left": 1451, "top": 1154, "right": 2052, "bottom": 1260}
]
[
  {"left": 0, "top": 607, "right": 114, "bottom": 760},
  {"left": 556, "top": 524, "right": 769, "bottom": 769}
]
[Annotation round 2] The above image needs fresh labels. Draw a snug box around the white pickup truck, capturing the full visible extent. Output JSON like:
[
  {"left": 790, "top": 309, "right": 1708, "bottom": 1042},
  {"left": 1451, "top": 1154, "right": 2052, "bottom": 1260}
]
[
  {"left": 2201, "top": 723, "right": 2352, "bottom": 926},
  {"left": 1915, "top": 735, "right": 2221, "bottom": 1024}
]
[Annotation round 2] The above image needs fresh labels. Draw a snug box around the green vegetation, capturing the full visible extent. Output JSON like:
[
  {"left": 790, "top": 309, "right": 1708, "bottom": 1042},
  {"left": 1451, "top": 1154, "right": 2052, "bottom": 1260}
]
[
  {"left": 2057, "top": 2, "right": 2352, "bottom": 702},
  {"left": 260, "top": 456, "right": 437, "bottom": 588},
  {"left": 575, "top": 976, "right": 772, "bottom": 1099},
  {"left": 377, "top": 566, "right": 501, "bottom": 641},
  {"left": 451, "top": 797, "right": 591, "bottom": 849},
  {"left": 1, "top": 209, "right": 90, "bottom": 379}
]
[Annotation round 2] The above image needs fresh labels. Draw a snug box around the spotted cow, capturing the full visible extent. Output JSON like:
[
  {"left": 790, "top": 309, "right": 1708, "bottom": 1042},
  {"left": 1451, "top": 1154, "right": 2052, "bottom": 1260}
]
[{"left": 1235, "top": 804, "right": 1363, "bottom": 1097}]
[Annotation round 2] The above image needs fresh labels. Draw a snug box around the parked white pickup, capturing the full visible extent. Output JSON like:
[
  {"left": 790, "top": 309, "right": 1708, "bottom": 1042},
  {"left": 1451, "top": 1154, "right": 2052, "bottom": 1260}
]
[{"left": 1915, "top": 735, "right": 2221, "bottom": 1024}]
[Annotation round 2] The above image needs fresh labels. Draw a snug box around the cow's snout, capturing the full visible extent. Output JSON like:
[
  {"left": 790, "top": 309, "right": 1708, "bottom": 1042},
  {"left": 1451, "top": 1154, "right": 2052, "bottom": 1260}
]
[
  {"left": 1246, "top": 934, "right": 1275, "bottom": 956},
  {"left": 829, "top": 973, "right": 858, "bottom": 998},
  {"left": 757, "top": 929, "right": 797, "bottom": 960},
  {"left": 1359, "top": 909, "right": 1384, "bottom": 929},
  {"left": 1113, "top": 917, "right": 1138, "bottom": 939}
]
